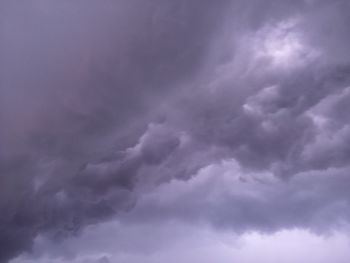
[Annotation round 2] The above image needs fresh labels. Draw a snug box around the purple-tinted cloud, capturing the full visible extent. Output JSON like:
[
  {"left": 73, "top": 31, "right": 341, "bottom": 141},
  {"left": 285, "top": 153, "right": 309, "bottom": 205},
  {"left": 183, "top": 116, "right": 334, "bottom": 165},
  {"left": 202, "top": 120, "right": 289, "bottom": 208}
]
[{"left": 2, "top": 0, "right": 350, "bottom": 262}]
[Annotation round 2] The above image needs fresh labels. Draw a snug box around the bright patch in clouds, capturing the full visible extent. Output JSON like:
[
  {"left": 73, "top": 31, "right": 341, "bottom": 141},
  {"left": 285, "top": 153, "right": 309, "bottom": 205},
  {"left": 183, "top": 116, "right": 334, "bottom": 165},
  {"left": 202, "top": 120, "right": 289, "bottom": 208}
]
[
  {"left": 252, "top": 18, "right": 317, "bottom": 68},
  {"left": 264, "top": 30, "right": 303, "bottom": 65},
  {"left": 12, "top": 222, "right": 350, "bottom": 263}
]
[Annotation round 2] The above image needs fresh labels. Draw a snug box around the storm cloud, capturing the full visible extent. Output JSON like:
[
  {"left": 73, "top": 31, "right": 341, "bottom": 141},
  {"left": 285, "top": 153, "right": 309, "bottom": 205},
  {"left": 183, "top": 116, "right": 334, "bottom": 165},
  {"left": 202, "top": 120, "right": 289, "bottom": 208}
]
[{"left": 1, "top": 0, "right": 350, "bottom": 262}]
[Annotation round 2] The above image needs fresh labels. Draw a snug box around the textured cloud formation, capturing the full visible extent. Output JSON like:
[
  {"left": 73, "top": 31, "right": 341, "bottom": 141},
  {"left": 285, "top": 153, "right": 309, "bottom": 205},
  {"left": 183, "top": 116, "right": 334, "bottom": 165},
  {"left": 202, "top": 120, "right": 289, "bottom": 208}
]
[
  {"left": 0, "top": 1, "right": 227, "bottom": 261},
  {"left": 11, "top": 221, "right": 350, "bottom": 263},
  {"left": 2, "top": 0, "right": 350, "bottom": 262}
]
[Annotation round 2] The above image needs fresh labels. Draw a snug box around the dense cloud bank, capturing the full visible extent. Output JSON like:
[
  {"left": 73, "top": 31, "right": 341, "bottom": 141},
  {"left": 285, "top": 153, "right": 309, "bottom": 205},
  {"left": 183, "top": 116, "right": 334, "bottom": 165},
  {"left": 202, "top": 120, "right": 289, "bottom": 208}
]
[{"left": 1, "top": 0, "right": 350, "bottom": 262}]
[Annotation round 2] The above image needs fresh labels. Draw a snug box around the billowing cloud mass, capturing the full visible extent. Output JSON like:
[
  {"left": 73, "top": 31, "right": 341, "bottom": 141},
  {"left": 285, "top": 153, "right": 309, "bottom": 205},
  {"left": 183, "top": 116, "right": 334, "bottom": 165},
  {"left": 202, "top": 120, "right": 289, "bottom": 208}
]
[{"left": 1, "top": 0, "right": 350, "bottom": 262}]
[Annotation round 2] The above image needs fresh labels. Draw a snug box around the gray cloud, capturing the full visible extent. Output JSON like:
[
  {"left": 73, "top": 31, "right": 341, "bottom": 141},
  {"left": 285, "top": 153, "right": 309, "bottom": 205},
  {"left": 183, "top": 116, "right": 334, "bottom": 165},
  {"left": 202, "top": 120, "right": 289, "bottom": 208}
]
[
  {"left": 0, "top": 1, "right": 228, "bottom": 261},
  {"left": 2, "top": 0, "right": 350, "bottom": 262},
  {"left": 120, "top": 160, "right": 350, "bottom": 235}
]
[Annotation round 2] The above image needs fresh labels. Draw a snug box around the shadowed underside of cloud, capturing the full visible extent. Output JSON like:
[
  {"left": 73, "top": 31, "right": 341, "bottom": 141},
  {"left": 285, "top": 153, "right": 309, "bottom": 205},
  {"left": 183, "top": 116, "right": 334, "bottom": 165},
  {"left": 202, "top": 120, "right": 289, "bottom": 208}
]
[{"left": 1, "top": 0, "right": 350, "bottom": 262}]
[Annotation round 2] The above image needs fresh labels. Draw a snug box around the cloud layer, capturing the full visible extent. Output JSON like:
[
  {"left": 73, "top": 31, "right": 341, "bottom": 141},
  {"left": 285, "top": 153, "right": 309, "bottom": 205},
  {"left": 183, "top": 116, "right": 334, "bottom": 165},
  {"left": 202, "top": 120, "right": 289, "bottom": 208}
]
[{"left": 1, "top": 0, "right": 350, "bottom": 262}]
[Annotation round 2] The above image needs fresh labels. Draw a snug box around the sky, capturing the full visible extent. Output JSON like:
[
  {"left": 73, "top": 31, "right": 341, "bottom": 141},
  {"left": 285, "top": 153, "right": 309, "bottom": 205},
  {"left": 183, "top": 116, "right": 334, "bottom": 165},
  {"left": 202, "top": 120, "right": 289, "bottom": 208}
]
[{"left": 1, "top": 0, "right": 350, "bottom": 262}]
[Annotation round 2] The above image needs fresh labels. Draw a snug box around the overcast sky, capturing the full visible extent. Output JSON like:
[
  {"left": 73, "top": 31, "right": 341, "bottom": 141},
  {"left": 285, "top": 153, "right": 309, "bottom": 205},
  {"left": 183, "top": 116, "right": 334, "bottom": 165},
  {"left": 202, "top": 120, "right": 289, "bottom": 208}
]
[{"left": 1, "top": 0, "right": 350, "bottom": 262}]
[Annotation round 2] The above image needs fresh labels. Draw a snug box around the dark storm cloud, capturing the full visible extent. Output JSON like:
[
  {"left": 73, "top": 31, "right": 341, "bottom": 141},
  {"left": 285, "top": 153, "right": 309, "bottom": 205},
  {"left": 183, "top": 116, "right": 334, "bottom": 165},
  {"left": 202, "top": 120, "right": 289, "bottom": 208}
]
[
  {"left": 2, "top": 0, "right": 350, "bottom": 262},
  {"left": 114, "top": 0, "right": 350, "bottom": 234},
  {"left": 0, "top": 1, "right": 228, "bottom": 261},
  {"left": 121, "top": 161, "right": 350, "bottom": 235},
  {"left": 167, "top": 0, "right": 350, "bottom": 176}
]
